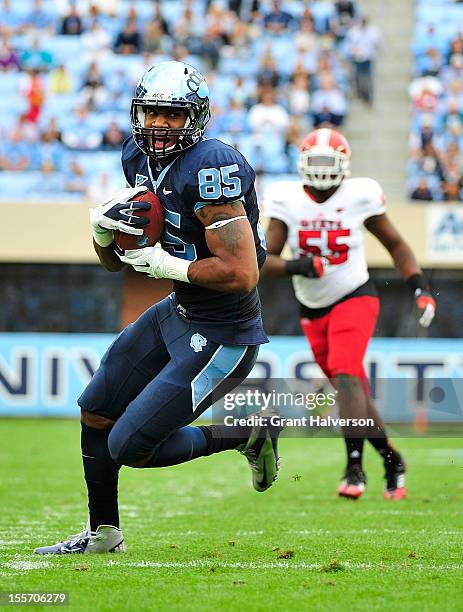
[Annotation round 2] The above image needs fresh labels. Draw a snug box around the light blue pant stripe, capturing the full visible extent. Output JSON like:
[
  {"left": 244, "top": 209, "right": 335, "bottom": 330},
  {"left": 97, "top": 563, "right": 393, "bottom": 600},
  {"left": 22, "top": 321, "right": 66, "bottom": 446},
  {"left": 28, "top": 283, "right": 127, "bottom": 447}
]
[{"left": 191, "top": 345, "right": 248, "bottom": 412}]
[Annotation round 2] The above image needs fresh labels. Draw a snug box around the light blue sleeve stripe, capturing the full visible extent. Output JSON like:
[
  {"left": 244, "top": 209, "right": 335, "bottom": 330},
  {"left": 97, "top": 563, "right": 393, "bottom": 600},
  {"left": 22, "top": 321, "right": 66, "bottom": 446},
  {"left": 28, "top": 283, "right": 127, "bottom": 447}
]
[
  {"left": 194, "top": 198, "right": 245, "bottom": 214},
  {"left": 191, "top": 345, "right": 248, "bottom": 412}
]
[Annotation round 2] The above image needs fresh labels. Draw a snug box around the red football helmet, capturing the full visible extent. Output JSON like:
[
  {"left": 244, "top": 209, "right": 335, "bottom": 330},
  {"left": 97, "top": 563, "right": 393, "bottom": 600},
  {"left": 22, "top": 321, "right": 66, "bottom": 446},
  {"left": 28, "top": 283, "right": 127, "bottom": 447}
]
[{"left": 298, "top": 128, "right": 351, "bottom": 191}]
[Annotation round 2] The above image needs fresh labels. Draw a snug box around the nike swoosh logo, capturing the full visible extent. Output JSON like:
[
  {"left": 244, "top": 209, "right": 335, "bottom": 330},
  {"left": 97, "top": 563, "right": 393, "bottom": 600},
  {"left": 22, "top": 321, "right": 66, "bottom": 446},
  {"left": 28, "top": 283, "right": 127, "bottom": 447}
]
[{"left": 163, "top": 188, "right": 172, "bottom": 195}]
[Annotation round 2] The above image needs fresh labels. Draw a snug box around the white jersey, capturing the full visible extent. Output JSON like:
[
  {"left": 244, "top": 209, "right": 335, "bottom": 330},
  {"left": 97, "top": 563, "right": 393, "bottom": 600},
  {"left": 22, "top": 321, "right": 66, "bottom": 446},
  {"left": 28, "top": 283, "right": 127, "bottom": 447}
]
[{"left": 264, "top": 177, "right": 385, "bottom": 309}]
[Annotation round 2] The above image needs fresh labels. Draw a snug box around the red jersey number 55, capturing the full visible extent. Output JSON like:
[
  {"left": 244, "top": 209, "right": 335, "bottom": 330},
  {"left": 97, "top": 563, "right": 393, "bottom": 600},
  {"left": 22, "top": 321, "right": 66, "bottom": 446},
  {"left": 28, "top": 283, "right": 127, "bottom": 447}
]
[{"left": 298, "top": 229, "right": 351, "bottom": 265}]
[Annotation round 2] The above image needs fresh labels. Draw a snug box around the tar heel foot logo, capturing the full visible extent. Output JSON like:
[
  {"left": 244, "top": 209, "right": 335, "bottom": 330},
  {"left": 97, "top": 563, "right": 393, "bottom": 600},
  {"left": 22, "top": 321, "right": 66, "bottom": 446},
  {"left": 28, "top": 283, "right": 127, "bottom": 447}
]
[
  {"left": 135, "top": 174, "right": 148, "bottom": 186},
  {"left": 190, "top": 333, "right": 207, "bottom": 352}
]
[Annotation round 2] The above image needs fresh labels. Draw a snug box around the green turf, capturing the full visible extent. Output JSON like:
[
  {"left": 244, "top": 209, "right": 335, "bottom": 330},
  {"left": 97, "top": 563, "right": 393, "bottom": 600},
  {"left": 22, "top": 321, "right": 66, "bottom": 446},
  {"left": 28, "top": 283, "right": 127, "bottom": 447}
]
[{"left": 0, "top": 420, "right": 462, "bottom": 611}]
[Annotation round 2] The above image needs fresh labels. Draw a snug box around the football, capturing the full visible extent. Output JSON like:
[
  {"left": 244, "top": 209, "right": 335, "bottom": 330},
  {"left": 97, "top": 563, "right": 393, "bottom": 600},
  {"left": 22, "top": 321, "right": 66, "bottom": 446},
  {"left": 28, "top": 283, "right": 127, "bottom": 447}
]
[{"left": 113, "top": 189, "right": 164, "bottom": 251}]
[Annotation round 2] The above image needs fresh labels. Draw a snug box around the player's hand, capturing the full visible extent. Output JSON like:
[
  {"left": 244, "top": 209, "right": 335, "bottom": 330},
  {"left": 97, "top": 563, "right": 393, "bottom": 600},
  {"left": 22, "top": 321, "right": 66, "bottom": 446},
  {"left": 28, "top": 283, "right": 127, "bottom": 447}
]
[
  {"left": 414, "top": 289, "right": 436, "bottom": 328},
  {"left": 286, "top": 255, "right": 327, "bottom": 278},
  {"left": 90, "top": 186, "right": 149, "bottom": 239},
  {"left": 118, "top": 247, "right": 191, "bottom": 283}
]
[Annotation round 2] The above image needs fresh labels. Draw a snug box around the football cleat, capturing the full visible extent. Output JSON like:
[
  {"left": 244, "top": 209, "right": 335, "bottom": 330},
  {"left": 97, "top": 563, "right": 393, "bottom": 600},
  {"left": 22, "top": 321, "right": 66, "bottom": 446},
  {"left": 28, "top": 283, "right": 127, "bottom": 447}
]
[
  {"left": 384, "top": 456, "right": 407, "bottom": 500},
  {"left": 238, "top": 412, "right": 282, "bottom": 492},
  {"left": 338, "top": 464, "right": 367, "bottom": 500},
  {"left": 34, "top": 525, "right": 125, "bottom": 555}
]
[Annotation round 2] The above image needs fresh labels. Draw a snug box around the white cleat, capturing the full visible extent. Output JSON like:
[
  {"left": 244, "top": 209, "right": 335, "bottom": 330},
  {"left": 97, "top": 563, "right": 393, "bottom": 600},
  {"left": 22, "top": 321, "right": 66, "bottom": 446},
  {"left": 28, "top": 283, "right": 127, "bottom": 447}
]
[{"left": 34, "top": 525, "right": 126, "bottom": 555}]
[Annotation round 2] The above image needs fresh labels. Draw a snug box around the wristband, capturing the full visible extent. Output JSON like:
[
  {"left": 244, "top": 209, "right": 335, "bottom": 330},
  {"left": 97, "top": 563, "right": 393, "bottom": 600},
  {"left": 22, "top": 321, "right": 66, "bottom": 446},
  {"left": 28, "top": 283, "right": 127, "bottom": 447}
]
[
  {"left": 163, "top": 252, "right": 191, "bottom": 283},
  {"left": 406, "top": 273, "right": 428, "bottom": 294},
  {"left": 286, "top": 259, "right": 304, "bottom": 275},
  {"left": 92, "top": 226, "right": 114, "bottom": 247}
]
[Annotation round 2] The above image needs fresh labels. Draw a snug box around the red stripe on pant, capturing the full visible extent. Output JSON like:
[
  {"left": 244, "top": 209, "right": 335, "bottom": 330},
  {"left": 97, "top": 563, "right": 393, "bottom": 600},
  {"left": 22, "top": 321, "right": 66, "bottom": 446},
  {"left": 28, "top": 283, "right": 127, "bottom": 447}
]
[{"left": 300, "top": 296, "right": 380, "bottom": 396}]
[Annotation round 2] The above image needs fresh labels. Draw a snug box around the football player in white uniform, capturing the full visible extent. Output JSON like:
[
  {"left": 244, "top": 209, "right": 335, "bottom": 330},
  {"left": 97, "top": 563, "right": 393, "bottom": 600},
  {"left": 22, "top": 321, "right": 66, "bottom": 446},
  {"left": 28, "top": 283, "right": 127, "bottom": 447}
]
[{"left": 263, "top": 128, "right": 436, "bottom": 500}]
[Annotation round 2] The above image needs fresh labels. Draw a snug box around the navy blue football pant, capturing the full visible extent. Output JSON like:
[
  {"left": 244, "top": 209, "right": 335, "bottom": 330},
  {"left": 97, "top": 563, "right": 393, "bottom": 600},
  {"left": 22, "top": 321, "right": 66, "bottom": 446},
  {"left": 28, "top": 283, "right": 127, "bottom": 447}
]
[{"left": 79, "top": 295, "right": 259, "bottom": 468}]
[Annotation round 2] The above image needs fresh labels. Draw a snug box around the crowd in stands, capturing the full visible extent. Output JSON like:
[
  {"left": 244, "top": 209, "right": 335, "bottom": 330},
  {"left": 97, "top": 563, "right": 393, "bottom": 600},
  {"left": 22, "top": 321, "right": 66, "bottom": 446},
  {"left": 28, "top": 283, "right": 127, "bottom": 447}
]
[
  {"left": 408, "top": 0, "right": 463, "bottom": 201},
  {"left": 0, "top": 0, "right": 376, "bottom": 201}
]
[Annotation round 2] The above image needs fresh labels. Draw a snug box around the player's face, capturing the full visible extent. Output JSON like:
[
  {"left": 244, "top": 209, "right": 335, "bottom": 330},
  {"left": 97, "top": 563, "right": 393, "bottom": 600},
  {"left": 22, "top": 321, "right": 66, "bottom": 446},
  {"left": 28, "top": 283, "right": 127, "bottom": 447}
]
[
  {"left": 304, "top": 182, "right": 343, "bottom": 203},
  {"left": 144, "top": 106, "right": 188, "bottom": 151}
]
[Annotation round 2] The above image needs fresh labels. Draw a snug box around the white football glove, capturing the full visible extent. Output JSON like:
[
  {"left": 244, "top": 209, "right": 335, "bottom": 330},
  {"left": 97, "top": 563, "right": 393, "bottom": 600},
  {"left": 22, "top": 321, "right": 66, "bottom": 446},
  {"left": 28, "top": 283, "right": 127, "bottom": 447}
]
[
  {"left": 415, "top": 289, "right": 437, "bottom": 328},
  {"left": 119, "top": 247, "right": 191, "bottom": 283},
  {"left": 90, "top": 186, "right": 148, "bottom": 247}
]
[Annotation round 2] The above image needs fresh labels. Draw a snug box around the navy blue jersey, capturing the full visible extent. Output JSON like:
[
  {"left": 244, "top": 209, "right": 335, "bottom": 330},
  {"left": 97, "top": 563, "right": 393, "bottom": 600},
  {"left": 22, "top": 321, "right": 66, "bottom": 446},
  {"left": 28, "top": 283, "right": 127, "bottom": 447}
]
[{"left": 121, "top": 137, "right": 268, "bottom": 345}]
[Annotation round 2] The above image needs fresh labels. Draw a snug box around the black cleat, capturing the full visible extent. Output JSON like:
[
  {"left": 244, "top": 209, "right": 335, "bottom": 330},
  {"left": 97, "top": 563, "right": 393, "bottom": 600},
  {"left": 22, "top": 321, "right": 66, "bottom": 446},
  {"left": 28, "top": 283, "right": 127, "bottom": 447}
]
[
  {"left": 238, "top": 412, "right": 283, "bottom": 492},
  {"left": 384, "top": 455, "right": 407, "bottom": 500},
  {"left": 338, "top": 464, "right": 367, "bottom": 499}
]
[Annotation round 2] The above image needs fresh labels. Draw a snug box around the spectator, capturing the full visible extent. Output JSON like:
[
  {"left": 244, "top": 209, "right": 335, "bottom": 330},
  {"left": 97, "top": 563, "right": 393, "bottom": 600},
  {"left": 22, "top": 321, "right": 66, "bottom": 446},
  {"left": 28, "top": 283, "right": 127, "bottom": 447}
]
[
  {"left": 86, "top": 171, "right": 113, "bottom": 203},
  {"left": 21, "top": 69, "right": 45, "bottom": 124},
  {"left": 284, "top": 117, "right": 307, "bottom": 172},
  {"left": 41, "top": 116, "right": 62, "bottom": 144},
  {"left": 331, "top": 0, "right": 358, "bottom": 41},
  {"left": 409, "top": 113, "right": 437, "bottom": 152},
  {"left": 204, "top": 3, "right": 235, "bottom": 45},
  {"left": 101, "top": 119, "right": 126, "bottom": 149},
  {"left": 0, "top": 125, "right": 32, "bottom": 171},
  {"left": 151, "top": 1, "right": 169, "bottom": 35},
  {"left": 114, "top": 19, "right": 141, "bottom": 54},
  {"left": 410, "top": 177, "right": 434, "bottom": 201},
  {"left": 335, "top": 1, "right": 357, "bottom": 25},
  {"left": 0, "top": 0, "right": 23, "bottom": 35},
  {"left": 409, "top": 76, "right": 442, "bottom": 113},
  {"left": 257, "top": 51, "right": 281, "bottom": 89},
  {"left": 61, "top": 106, "right": 103, "bottom": 150},
  {"left": 142, "top": 19, "right": 168, "bottom": 55},
  {"left": 36, "top": 159, "right": 65, "bottom": 194},
  {"left": 23, "top": 0, "right": 56, "bottom": 34},
  {"left": 48, "top": 63, "right": 73, "bottom": 95},
  {"left": 418, "top": 46, "right": 444, "bottom": 78},
  {"left": 263, "top": 0, "right": 294, "bottom": 33},
  {"left": 79, "top": 61, "right": 107, "bottom": 110},
  {"left": 192, "top": 30, "right": 222, "bottom": 70},
  {"left": 441, "top": 52, "right": 463, "bottom": 85},
  {"left": 448, "top": 31, "right": 463, "bottom": 61},
  {"left": 441, "top": 178, "right": 463, "bottom": 201},
  {"left": 39, "top": 129, "right": 66, "bottom": 170},
  {"left": 287, "top": 72, "right": 311, "bottom": 117},
  {"left": 232, "top": 75, "right": 255, "bottom": 109},
  {"left": 217, "top": 98, "right": 250, "bottom": 134},
  {"left": 81, "top": 20, "right": 112, "bottom": 60},
  {"left": 441, "top": 141, "right": 463, "bottom": 177},
  {"left": 311, "top": 71, "right": 347, "bottom": 127},
  {"left": 411, "top": 143, "right": 445, "bottom": 181},
  {"left": 63, "top": 158, "right": 87, "bottom": 194},
  {"left": 0, "top": 34, "right": 20, "bottom": 71},
  {"left": 346, "top": 16, "right": 383, "bottom": 105},
  {"left": 20, "top": 35, "right": 54, "bottom": 73},
  {"left": 294, "top": 17, "right": 319, "bottom": 75},
  {"left": 173, "top": 1, "right": 201, "bottom": 46},
  {"left": 248, "top": 88, "right": 290, "bottom": 139},
  {"left": 61, "top": 5, "right": 83, "bottom": 35}
]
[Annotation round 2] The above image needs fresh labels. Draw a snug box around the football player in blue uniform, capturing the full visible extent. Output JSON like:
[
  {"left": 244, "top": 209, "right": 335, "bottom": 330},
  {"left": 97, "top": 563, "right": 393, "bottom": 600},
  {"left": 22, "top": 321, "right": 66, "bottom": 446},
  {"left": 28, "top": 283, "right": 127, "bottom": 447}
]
[{"left": 34, "top": 61, "right": 280, "bottom": 555}]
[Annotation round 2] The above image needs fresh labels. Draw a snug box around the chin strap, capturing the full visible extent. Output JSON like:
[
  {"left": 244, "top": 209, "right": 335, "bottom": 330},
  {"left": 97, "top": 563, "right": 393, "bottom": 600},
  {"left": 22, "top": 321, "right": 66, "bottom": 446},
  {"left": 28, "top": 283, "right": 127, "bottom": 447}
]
[{"left": 205, "top": 215, "right": 247, "bottom": 230}]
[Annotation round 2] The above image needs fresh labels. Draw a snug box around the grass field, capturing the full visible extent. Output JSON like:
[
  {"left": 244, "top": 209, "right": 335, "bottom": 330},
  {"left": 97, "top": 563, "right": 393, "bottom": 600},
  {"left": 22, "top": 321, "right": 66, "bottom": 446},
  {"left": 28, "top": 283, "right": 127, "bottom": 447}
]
[{"left": 0, "top": 420, "right": 462, "bottom": 611}]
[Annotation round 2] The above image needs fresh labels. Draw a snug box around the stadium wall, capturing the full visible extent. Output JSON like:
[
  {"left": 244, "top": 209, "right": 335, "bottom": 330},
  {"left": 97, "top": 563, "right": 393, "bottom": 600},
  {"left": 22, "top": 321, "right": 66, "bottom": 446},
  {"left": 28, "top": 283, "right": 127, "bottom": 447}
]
[
  {"left": 1, "top": 333, "right": 462, "bottom": 423},
  {"left": 6, "top": 202, "right": 463, "bottom": 266}
]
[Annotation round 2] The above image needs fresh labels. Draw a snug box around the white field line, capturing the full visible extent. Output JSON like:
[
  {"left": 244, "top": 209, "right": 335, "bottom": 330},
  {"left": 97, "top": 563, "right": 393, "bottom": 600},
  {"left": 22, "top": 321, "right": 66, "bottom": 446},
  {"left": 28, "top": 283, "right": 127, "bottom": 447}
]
[
  {"left": 4, "top": 560, "right": 51, "bottom": 571},
  {"left": 106, "top": 560, "right": 463, "bottom": 571},
  {"left": 2, "top": 558, "right": 463, "bottom": 572}
]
